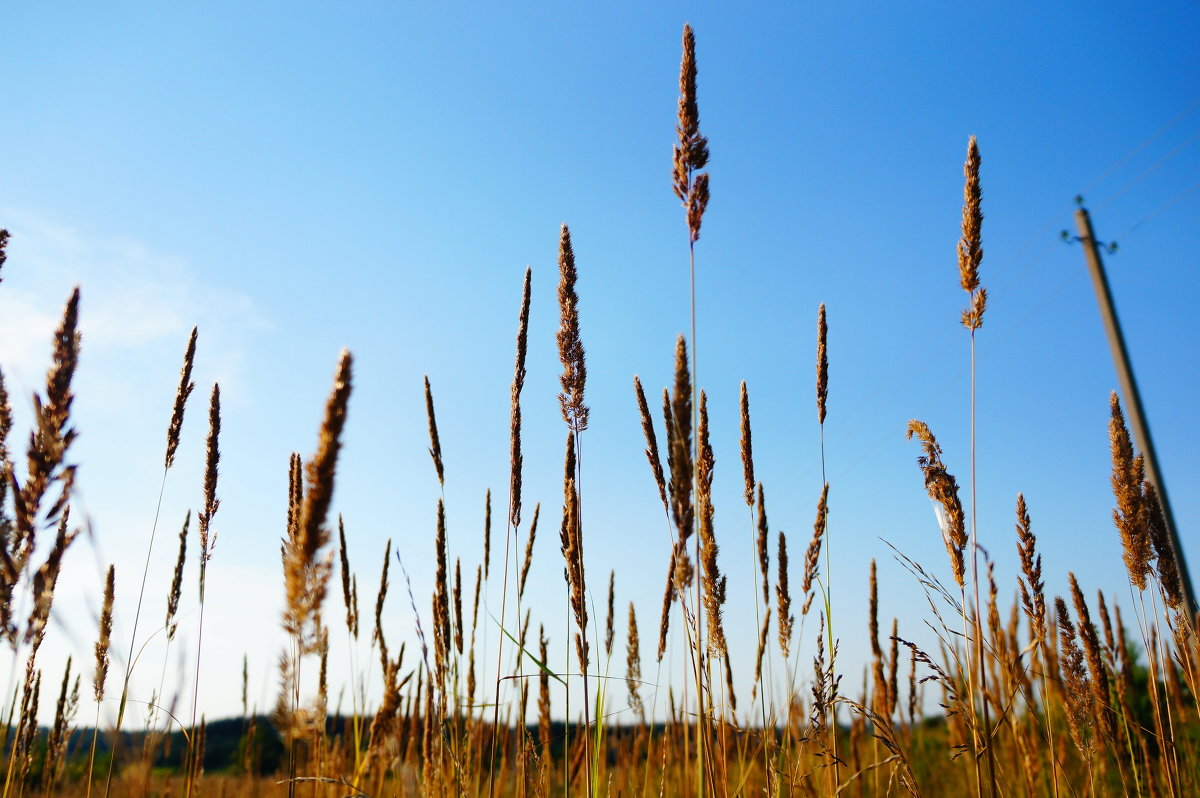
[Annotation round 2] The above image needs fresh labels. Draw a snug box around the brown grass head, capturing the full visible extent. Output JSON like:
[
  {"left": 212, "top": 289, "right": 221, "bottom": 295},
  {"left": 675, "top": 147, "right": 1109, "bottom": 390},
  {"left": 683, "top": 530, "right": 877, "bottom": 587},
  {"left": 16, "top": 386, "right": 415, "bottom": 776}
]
[
  {"left": 1014, "top": 493, "right": 1045, "bottom": 642},
  {"left": 776, "top": 530, "right": 794, "bottom": 659},
  {"left": 0, "top": 228, "right": 8, "bottom": 280},
  {"left": 634, "top": 376, "right": 668, "bottom": 513},
  {"left": 424, "top": 375, "right": 444, "bottom": 488},
  {"left": 1055, "top": 596, "right": 1095, "bottom": 760},
  {"left": 166, "top": 510, "right": 189, "bottom": 640},
  {"left": 801, "top": 482, "right": 829, "bottom": 605},
  {"left": 453, "top": 557, "right": 463, "bottom": 656},
  {"left": 657, "top": 547, "right": 675, "bottom": 662},
  {"left": 1109, "top": 392, "right": 1150, "bottom": 590},
  {"left": 25, "top": 506, "right": 76, "bottom": 646},
  {"left": 605, "top": 570, "right": 616, "bottom": 659},
  {"left": 483, "top": 488, "right": 491, "bottom": 580},
  {"left": 667, "top": 337, "right": 694, "bottom": 544},
  {"left": 673, "top": 24, "right": 711, "bottom": 243},
  {"left": 509, "top": 267, "right": 532, "bottom": 527},
  {"left": 816, "top": 303, "right": 828, "bottom": 425},
  {"left": 1068, "top": 572, "right": 1113, "bottom": 738},
  {"left": 338, "top": 514, "right": 358, "bottom": 639},
  {"left": 626, "top": 602, "right": 644, "bottom": 720},
  {"left": 556, "top": 224, "right": 588, "bottom": 434},
  {"left": 756, "top": 483, "right": 770, "bottom": 606},
  {"left": 1143, "top": 481, "right": 1183, "bottom": 610},
  {"left": 164, "top": 326, "right": 197, "bottom": 470},
  {"left": 697, "top": 390, "right": 727, "bottom": 654},
  {"left": 906, "top": 419, "right": 966, "bottom": 587},
  {"left": 958, "top": 136, "right": 986, "bottom": 330},
  {"left": 199, "top": 383, "right": 221, "bottom": 563},
  {"left": 94, "top": 564, "right": 115, "bottom": 703},
  {"left": 518, "top": 501, "right": 539, "bottom": 601},
  {"left": 739, "top": 381, "right": 755, "bottom": 507}
]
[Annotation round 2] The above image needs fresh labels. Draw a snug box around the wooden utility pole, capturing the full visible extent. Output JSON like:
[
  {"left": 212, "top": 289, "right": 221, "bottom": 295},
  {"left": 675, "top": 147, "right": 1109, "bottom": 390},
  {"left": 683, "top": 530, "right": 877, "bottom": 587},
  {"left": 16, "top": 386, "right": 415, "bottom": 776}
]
[{"left": 1075, "top": 205, "right": 1198, "bottom": 620}]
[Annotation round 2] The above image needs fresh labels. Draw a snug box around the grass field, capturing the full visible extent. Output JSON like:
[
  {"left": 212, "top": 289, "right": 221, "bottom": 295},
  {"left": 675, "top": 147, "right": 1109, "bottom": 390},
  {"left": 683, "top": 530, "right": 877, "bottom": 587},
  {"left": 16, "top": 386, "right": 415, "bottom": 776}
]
[{"left": 1, "top": 24, "right": 1197, "bottom": 798}]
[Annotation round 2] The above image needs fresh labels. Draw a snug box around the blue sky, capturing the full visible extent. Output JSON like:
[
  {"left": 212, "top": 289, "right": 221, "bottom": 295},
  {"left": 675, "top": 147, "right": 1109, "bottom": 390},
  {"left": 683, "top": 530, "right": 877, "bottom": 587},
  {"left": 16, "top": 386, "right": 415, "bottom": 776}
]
[{"left": 2, "top": 2, "right": 1198, "bottom": 725}]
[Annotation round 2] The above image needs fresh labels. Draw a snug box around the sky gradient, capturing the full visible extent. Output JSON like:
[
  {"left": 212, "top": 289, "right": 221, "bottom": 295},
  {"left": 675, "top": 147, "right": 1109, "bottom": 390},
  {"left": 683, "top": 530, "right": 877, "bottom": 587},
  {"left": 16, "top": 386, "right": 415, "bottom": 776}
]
[{"left": 2, "top": 2, "right": 1198, "bottom": 725}]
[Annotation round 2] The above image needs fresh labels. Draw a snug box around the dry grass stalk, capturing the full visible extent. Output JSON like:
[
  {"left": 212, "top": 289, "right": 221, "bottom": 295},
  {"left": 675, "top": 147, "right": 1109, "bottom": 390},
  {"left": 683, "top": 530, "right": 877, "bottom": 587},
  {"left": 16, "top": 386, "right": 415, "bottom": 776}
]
[
  {"left": 605, "top": 570, "right": 616, "bottom": 659},
  {"left": 509, "top": 267, "right": 532, "bottom": 528},
  {"left": 374, "top": 539, "right": 392, "bottom": 675},
  {"left": 739, "top": 382, "right": 754, "bottom": 507},
  {"left": 634, "top": 376, "right": 668, "bottom": 513},
  {"left": 164, "top": 325, "right": 198, "bottom": 470},
  {"left": 94, "top": 565, "right": 115, "bottom": 703},
  {"left": 198, "top": 383, "right": 222, "bottom": 601},
  {"left": 9, "top": 288, "right": 80, "bottom": 597},
  {"left": 657, "top": 547, "right": 676, "bottom": 662},
  {"left": 563, "top": 477, "right": 588, "bottom": 674},
  {"left": 906, "top": 420, "right": 967, "bottom": 587},
  {"left": 518, "top": 502, "right": 540, "bottom": 601},
  {"left": 673, "top": 24, "right": 710, "bottom": 243},
  {"left": 696, "top": 390, "right": 726, "bottom": 654},
  {"left": 1109, "top": 392, "right": 1150, "bottom": 591},
  {"left": 776, "top": 531, "right": 794, "bottom": 659},
  {"left": 751, "top": 612, "right": 770, "bottom": 700},
  {"left": 556, "top": 224, "right": 588, "bottom": 435},
  {"left": 756, "top": 484, "right": 770, "bottom": 607},
  {"left": 1054, "top": 597, "right": 1096, "bottom": 761},
  {"left": 25, "top": 505, "right": 75, "bottom": 646},
  {"left": 1014, "top": 493, "right": 1045, "bottom": 643},
  {"left": 538, "top": 625, "right": 552, "bottom": 748},
  {"left": 869, "top": 560, "right": 889, "bottom": 716},
  {"left": 1069, "top": 573, "right": 1114, "bottom": 739},
  {"left": 801, "top": 483, "right": 829, "bottom": 616},
  {"left": 665, "top": 338, "right": 694, "bottom": 566},
  {"left": 816, "top": 303, "right": 828, "bottom": 424},
  {"left": 626, "top": 603, "right": 644, "bottom": 721},
  {"left": 424, "top": 375, "right": 444, "bottom": 488},
  {"left": 454, "top": 557, "right": 464, "bottom": 656},
  {"left": 166, "top": 511, "right": 189, "bottom": 641},
  {"left": 338, "top": 514, "right": 359, "bottom": 639},
  {"left": 284, "top": 350, "right": 352, "bottom": 650},
  {"left": 959, "top": 137, "right": 987, "bottom": 331},
  {"left": 1143, "top": 481, "right": 1183, "bottom": 609},
  {"left": 483, "top": 488, "right": 492, "bottom": 580},
  {"left": 433, "top": 498, "right": 451, "bottom": 698}
]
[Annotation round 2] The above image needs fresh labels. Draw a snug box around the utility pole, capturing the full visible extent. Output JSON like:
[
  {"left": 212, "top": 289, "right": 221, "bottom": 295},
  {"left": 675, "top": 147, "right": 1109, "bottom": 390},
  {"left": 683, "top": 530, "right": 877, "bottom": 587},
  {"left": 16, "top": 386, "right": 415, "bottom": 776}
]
[{"left": 1075, "top": 205, "right": 1198, "bottom": 621}]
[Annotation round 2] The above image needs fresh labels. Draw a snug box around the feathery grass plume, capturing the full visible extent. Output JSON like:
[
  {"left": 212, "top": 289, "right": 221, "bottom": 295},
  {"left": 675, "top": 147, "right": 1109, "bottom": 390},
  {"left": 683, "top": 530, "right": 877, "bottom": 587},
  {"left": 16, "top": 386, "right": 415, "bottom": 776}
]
[
  {"left": 556, "top": 224, "right": 588, "bottom": 434},
  {"left": 667, "top": 337, "right": 694, "bottom": 549},
  {"left": 869, "top": 560, "right": 888, "bottom": 715},
  {"left": 433, "top": 498, "right": 451, "bottom": 694},
  {"left": 284, "top": 350, "right": 353, "bottom": 649},
  {"left": 656, "top": 548, "right": 675, "bottom": 662},
  {"left": 800, "top": 483, "right": 829, "bottom": 615},
  {"left": 338, "top": 515, "right": 358, "bottom": 639},
  {"left": 286, "top": 452, "right": 301, "bottom": 544},
  {"left": 165, "top": 326, "right": 198, "bottom": 470},
  {"left": 634, "top": 376, "right": 668, "bottom": 512},
  {"left": 25, "top": 506, "right": 76, "bottom": 645},
  {"left": 1013, "top": 494, "right": 1046, "bottom": 642},
  {"left": 958, "top": 136, "right": 987, "bottom": 331},
  {"left": 11, "top": 288, "right": 80, "bottom": 559},
  {"left": 518, "top": 502, "right": 540, "bottom": 600},
  {"left": 626, "top": 603, "right": 644, "bottom": 720},
  {"left": 454, "top": 558, "right": 463, "bottom": 655},
  {"left": 605, "top": 570, "right": 616, "bottom": 658},
  {"left": 738, "top": 381, "right": 755, "bottom": 507},
  {"left": 563, "top": 477, "right": 589, "bottom": 672},
  {"left": 45, "top": 655, "right": 72, "bottom": 786},
  {"left": 776, "top": 531, "right": 794, "bottom": 659},
  {"left": 697, "top": 390, "right": 726, "bottom": 653},
  {"left": 538, "top": 626, "right": 552, "bottom": 748},
  {"left": 1109, "top": 392, "right": 1150, "bottom": 590},
  {"left": 373, "top": 540, "right": 391, "bottom": 675},
  {"left": 1055, "top": 597, "right": 1095, "bottom": 760},
  {"left": 510, "top": 267, "right": 532, "bottom": 528},
  {"left": 94, "top": 565, "right": 115, "bottom": 703},
  {"left": 483, "top": 488, "right": 492, "bottom": 580},
  {"left": 424, "top": 375, "right": 444, "bottom": 488},
  {"left": 0, "top": 366, "right": 11, "bottom": 520},
  {"left": 166, "top": 511, "right": 189, "bottom": 640},
  {"left": 1069, "top": 573, "right": 1113, "bottom": 738},
  {"left": 751, "top": 613, "right": 770, "bottom": 699},
  {"left": 906, "top": 420, "right": 967, "bottom": 587},
  {"left": 816, "top": 304, "right": 829, "bottom": 424},
  {"left": 722, "top": 641, "right": 736, "bottom": 711},
  {"left": 1143, "top": 481, "right": 1183, "bottom": 610},
  {"left": 673, "top": 24, "right": 710, "bottom": 243},
  {"left": 471, "top": 563, "right": 482, "bottom": 636},
  {"left": 0, "top": 228, "right": 8, "bottom": 280},
  {"left": 198, "top": 383, "right": 221, "bottom": 596},
  {"left": 756, "top": 484, "right": 770, "bottom": 606}
]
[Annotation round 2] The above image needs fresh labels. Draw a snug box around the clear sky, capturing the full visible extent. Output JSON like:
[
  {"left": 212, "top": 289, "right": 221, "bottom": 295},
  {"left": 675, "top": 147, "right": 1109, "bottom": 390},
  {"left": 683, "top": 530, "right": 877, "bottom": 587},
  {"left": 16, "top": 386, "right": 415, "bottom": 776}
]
[{"left": 2, "top": 2, "right": 1198, "bottom": 726}]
